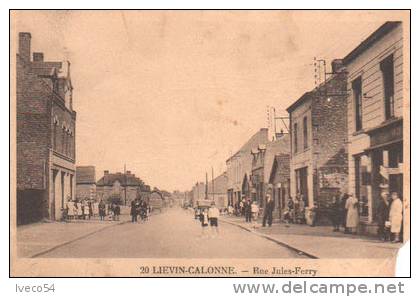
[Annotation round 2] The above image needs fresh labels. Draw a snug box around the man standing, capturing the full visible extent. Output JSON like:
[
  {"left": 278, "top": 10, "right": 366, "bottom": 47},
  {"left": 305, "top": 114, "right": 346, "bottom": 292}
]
[
  {"left": 208, "top": 201, "right": 220, "bottom": 237},
  {"left": 244, "top": 198, "right": 252, "bottom": 223},
  {"left": 377, "top": 186, "right": 390, "bottom": 241},
  {"left": 262, "top": 194, "right": 275, "bottom": 227},
  {"left": 389, "top": 192, "right": 403, "bottom": 243}
]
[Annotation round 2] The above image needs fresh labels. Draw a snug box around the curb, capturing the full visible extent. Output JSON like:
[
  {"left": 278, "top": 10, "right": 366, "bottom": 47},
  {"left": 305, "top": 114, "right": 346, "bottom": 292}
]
[
  {"left": 220, "top": 218, "right": 318, "bottom": 259},
  {"left": 30, "top": 220, "right": 129, "bottom": 258}
]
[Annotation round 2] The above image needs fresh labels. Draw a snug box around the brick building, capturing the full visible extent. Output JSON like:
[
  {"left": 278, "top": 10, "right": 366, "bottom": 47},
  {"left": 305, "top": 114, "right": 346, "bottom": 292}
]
[
  {"left": 96, "top": 170, "right": 150, "bottom": 205},
  {"left": 76, "top": 166, "right": 96, "bottom": 200},
  {"left": 268, "top": 153, "right": 291, "bottom": 219},
  {"left": 191, "top": 182, "right": 206, "bottom": 207},
  {"left": 287, "top": 62, "right": 348, "bottom": 218},
  {"left": 249, "top": 135, "right": 290, "bottom": 209},
  {"left": 343, "top": 22, "right": 404, "bottom": 235},
  {"left": 16, "top": 32, "right": 76, "bottom": 224},
  {"left": 226, "top": 128, "right": 270, "bottom": 207}
]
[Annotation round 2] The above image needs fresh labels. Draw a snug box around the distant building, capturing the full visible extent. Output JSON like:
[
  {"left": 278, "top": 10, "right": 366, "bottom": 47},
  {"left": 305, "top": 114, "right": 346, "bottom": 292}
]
[
  {"left": 287, "top": 60, "right": 348, "bottom": 217},
  {"left": 76, "top": 166, "right": 96, "bottom": 201},
  {"left": 96, "top": 170, "right": 150, "bottom": 205},
  {"left": 208, "top": 172, "right": 228, "bottom": 209},
  {"left": 226, "top": 128, "right": 270, "bottom": 207},
  {"left": 16, "top": 32, "right": 76, "bottom": 224},
  {"left": 191, "top": 182, "right": 206, "bottom": 207},
  {"left": 343, "top": 22, "right": 404, "bottom": 235},
  {"left": 250, "top": 135, "right": 290, "bottom": 209}
]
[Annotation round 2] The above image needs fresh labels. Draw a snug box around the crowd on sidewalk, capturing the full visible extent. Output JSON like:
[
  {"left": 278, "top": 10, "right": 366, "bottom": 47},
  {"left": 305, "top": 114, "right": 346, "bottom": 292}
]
[
  {"left": 226, "top": 185, "right": 403, "bottom": 244},
  {"left": 64, "top": 198, "right": 121, "bottom": 222}
]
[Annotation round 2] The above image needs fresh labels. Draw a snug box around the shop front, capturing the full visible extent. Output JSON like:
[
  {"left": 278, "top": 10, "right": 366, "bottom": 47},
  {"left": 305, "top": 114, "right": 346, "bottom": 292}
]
[{"left": 356, "top": 118, "right": 403, "bottom": 234}]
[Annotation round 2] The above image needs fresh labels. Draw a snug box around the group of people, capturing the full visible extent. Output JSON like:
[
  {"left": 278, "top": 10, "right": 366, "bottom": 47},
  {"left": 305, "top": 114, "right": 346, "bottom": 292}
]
[
  {"left": 130, "top": 198, "right": 150, "bottom": 223},
  {"left": 197, "top": 201, "right": 220, "bottom": 238},
  {"left": 65, "top": 198, "right": 121, "bottom": 221},
  {"left": 329, "top": 189, "right": 403, "bottom": 243}
]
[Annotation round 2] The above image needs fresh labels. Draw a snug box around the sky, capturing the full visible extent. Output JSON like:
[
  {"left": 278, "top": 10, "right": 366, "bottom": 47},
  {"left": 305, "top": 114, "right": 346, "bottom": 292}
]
[{"left": 11, "top": 10, "right": 405, "bottom": 192}]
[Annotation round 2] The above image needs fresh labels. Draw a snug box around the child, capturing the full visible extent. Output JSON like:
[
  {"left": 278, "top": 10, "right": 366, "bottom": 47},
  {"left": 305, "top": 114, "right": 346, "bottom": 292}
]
[{"left": 199, "top": 208, "right": 209, "bottom": 238}]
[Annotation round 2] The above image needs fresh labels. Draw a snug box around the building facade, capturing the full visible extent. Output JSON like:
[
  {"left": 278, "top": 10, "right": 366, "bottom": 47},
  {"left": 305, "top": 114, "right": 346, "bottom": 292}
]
[
  {"left": 343, "top": 22, "right": 404, "bottom": 235},
  {"left": 250, "top": 135, "right": 290, "bottom": 209},
  {"left": 226, "top": 128, "right": 269, "bottom": 207},
  {"left": 287, "top": 63, "right": 348, "bottom": 217},
  {"left": 96, "top": 170, "right": 150, "bottom": 205},
  {"left": 16, "top": 32, "right": 76, "bottom": 224},
  {"left": 76, "top": 166, "right": 96, "bottom": 201}
]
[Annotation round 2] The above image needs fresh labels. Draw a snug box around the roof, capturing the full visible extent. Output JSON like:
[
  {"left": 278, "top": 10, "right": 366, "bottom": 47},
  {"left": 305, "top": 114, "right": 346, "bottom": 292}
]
[
  {"left": 286, "top": 92, "right": 312, "bottom": 113},
  {"left": 96, "top": 172, "right": 145, "bottom": 187},
  {"left": 226, "top": 128, "right": 269, "bottom": 162},
  {"left": 343, "top": 21, "right": 402, "bottom": 65},
  {"left": 268, "top": 153, "right": 290, "bottom": 184}
]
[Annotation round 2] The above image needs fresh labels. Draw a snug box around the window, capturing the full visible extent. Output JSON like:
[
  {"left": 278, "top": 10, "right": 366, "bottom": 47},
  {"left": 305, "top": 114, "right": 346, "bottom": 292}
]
[
  {"left": 303, "top": 116, "right": 308, "bottom": 149},
  {"left": 293, "top": 122, "right": 298, "bottom": 153},
  {"left": 352, "top": 77, "right": 363, "bottom": 131},
  {"left": 380, "top": 54, "right": 395, "bottom": 120}
]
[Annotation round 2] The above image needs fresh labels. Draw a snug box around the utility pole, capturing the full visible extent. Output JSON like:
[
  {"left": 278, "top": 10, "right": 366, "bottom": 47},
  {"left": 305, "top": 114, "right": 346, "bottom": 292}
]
[
  {"left": 205, "top": 172, "right": 208, "bottom": 200},
  {"left": 123, "top": 164, "right": 126, "bottom": 205},
  {"left": 212, "top": 167, "right": 215, "bottom": 201}
]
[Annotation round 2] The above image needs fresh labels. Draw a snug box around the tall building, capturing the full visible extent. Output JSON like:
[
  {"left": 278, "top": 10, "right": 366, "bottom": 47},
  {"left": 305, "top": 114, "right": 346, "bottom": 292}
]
[
  {"left": 208, "top": 172, "right": 228, "bottom": 209},
  {"left": 343, "top": 22, "right": 404, "bottom": 235},
  {"left": 287, "top": 60, "right": 348, "bottom": 219},
  {"left": 16, "top": 32, "right": 76, "bottom": 224}
]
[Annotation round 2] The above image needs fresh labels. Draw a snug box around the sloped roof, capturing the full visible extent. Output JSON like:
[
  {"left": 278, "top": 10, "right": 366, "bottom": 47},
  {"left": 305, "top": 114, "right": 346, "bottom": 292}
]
[
  {"left": 227, "top": 128, "right": 269, "bottom": 162},
  {"left": 76, "top": 166, "right": 96, "bottom": 184},
  {"left": 97, "top": 172, "right": 145, "bottom": 187}
]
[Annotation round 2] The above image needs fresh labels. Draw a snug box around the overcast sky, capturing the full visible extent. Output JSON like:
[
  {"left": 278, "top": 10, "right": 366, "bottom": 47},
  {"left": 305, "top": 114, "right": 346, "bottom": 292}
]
[{"left": 12, "top": 10, "right": 404, "bottom": 192}]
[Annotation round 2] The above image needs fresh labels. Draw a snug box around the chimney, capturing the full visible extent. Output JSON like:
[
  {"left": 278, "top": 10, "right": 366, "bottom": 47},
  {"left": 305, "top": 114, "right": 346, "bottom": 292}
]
[
  {"left": 331, "top": 59, "right": 344, "bottom": 74},
  {"left": 18, "top": 32, "right": 31, "bottom": 63},
  {"left": 126, "top": 170, "right": 131, "bottom": 175},
  {"left": 104, "top": 170, "right": 109, "bottom": 175},
  {"left": 33, "top": 52, "right": 44, "bottom": 62}
]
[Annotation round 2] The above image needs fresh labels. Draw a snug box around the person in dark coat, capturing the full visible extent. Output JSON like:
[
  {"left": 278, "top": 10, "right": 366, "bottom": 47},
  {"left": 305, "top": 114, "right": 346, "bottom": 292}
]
[
  {"left": 262, "top": 194, "right": 275, "bottom": 227},
  {"left": 244, "top": 199, "right": 252, "bottom": 223},
  {"left": 330, "top": 195, "right": 341, "bottom": 232},
  {"left": 98, "top": 199, "right": 106, "bottom": 221},
  {"left": 130, "top": 200, "right": 137, "bottom": 223},
  {"left": 340, "top": 193, "right": 349, "bottom": 233},
  {"left": 377, "top": 187, "right": 390, "bottom": 241}
]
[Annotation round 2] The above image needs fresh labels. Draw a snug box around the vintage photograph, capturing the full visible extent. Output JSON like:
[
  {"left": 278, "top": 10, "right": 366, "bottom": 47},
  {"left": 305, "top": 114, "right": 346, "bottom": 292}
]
[{"left": 10, "top": 10, "right": 410, "bottom": 277}]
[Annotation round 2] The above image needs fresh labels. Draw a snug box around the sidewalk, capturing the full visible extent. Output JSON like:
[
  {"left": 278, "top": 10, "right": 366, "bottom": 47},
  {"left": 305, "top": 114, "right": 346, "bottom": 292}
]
[
  {"left": 16, "top": 215, "right": 130, "bottom": 258},
  {"left": 220, "top": 215, "right": 402, "bottom": 258}
]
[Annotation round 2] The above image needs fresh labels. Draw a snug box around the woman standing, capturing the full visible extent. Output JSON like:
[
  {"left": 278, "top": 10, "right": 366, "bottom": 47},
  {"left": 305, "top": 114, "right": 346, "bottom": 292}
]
[
  {"left": 389, "top": 192, "right": 403, "bottom": 243},
  {"left": 76, "top": 199, "right": 83, "bottom": 220},
  {"left": 345, "top": 194, "right": 359, "bottom": 234},
  {"left": 199, "top": 208, "right": 209, "bottom": 238}
]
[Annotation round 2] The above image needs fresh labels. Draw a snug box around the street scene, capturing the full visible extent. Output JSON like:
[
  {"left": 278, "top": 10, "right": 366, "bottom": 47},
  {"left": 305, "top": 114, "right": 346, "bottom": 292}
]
[{"left": 12, "top": 11, "right": 408, "bottom": 270}]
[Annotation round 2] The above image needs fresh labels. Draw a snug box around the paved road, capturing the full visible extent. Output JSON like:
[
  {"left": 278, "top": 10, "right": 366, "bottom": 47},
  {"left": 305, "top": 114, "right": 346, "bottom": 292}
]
[{"left": 41, "top": 208, "right": 306, "bottom": 258}]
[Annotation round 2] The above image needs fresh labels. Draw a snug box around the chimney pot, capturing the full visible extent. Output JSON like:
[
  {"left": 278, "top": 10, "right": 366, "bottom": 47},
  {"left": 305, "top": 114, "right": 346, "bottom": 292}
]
[
  {"left": 331, "top": 59, "right": 344, "bottom": 74},
  {"left": 33, "top": 52, "right": 44, "bottom": 62},
  {"left": 18, "top": 32, "right": 31, "bottom": 63},
  {"left": 104, "top": 170, "right": 109, "bottom": 175}
]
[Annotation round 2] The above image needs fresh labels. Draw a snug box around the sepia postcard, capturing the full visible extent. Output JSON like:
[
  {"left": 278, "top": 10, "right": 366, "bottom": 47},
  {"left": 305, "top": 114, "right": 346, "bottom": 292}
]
[{"left": 9, "top": 9, "right": 410, "bottom": 277}]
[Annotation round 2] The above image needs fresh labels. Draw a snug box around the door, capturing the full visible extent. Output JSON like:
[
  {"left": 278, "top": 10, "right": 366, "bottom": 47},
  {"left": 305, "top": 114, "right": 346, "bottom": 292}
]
[{"left": 296, "top": 167, "right": 309, "bottom": 206}]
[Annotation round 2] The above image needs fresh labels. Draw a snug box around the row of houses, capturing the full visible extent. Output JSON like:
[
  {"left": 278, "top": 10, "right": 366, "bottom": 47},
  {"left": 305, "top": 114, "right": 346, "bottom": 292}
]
[
  {"left": 189, "top": 22, "right": 405, "bottom": 235},
  {"left": 75, "top": 166, "right": 152, "bottom": 205}
]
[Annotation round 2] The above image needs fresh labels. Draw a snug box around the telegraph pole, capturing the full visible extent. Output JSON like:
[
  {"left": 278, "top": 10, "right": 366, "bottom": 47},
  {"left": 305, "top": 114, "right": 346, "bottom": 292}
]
[
  {"left": 124, "top": 163, "right": 127, "bottom": 206},
  {"left": 212, "top": 167, "right": 215, "bottom": 201}
]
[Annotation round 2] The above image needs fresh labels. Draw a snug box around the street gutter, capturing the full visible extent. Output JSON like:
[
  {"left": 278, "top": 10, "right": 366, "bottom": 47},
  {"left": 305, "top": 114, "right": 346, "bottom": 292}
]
[{"left": 220, "top": 218, "right": 318, "bottom": 259}]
